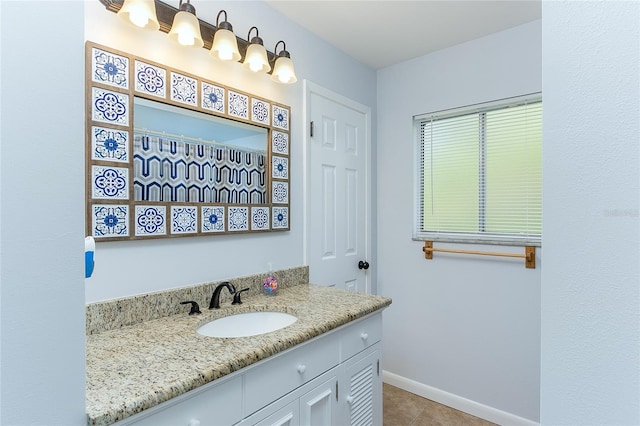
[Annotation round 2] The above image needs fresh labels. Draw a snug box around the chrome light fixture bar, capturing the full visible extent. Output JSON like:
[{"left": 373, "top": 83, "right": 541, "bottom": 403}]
[{"left": 100, "top": 0, "right": 296, "bottom": 83}]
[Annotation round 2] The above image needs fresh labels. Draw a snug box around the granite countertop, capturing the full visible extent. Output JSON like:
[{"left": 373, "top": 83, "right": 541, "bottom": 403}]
[{"left": 86, "top": 284, "right": 392, "bottom": 426}]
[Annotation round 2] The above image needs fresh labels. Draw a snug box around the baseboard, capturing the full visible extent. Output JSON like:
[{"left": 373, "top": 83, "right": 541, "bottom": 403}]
[{"left": 382, "top": 371, "right": 539, "bottom": 426}]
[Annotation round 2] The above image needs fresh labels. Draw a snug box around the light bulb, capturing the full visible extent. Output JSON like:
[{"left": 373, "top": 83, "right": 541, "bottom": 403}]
[
  {"left": 129, "top": 8, "right": 149, "bottom": 27},
  {"left": 118, "top": 0, "right": 159, "bottom": 31},
  {"left": 218, "top": 47, "right": 233, "bottom": 61},
  {"left": 178, "top": 32, "right": 195, "bottom": 46},
  {"left": 278, "top": 71, "right": 292, "bottom": 83},
  {"left": 249, "top": 60, "right": 262, "bottom": 72}
]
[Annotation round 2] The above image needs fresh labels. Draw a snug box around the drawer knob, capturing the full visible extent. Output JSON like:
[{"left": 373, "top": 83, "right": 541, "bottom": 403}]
[
  {"left": 346, "top": 395, "right": 355, "bottom": 405},
  {"left": 188, "top": 420, "right": 201, "bottom": 426},
  {"left": 297, "top": 364, "right": 307, "bottom": 374},
  {"left": 360, "top": 333, "right": 369, "bottom": 341}
]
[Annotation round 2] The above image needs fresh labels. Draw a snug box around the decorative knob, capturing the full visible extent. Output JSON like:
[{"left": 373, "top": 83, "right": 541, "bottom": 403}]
[
  {"left": 360, "top": 333, "right": 368, "bottom": 341},
  {"left": 346, "top": 395, "right": 355, "bottom": 405},
  {"left": 297, "top": 364, "right": 306, "bottom": 374}
]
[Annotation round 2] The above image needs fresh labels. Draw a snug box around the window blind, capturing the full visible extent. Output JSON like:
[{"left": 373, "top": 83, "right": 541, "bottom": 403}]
[{"left": 415, "top": 96, "right": 542, "bottom": 245}]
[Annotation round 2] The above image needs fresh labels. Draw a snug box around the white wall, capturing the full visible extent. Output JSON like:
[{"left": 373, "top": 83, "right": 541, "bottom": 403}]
[
  {"left": 541, "top": 2, "right": 640, "bottom": 424},
  {"left": 0, "top": 1, "right": 87, "bottom": 424},
  {"left": 377, "top": 21, "right": 542, "bottom": 422},
  {"left": 84, "top": 0, "right": 377, "bottom": 302}
]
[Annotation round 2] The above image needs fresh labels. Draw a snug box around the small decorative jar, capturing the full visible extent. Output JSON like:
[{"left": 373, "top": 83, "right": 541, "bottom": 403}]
[{"left": 262, "top": 267, "right": 278, "bottom": 296}]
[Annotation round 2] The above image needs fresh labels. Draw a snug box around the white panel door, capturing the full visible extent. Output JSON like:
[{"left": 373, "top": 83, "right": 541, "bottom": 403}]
[{"left": 305, "top": 82, "right": 371, "bottom": 293}]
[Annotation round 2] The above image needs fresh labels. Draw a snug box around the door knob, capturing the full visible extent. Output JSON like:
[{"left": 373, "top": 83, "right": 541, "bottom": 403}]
[{"left": 358, "top": 260, "right": 370, "bottom": 270}]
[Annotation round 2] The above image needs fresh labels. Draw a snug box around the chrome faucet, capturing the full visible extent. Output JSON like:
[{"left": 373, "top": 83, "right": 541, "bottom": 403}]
[{"left": 209, "top": 281, "right": 236, "bottom": 309}]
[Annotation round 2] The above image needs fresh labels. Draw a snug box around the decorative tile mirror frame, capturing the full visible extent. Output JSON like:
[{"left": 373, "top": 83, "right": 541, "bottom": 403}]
[{"left": 85, "top": 41, "right": 291, "bottom": 241}]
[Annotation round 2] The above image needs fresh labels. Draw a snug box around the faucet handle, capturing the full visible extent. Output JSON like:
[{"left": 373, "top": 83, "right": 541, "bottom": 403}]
[
  {"left": 232, "top": 288, "right": 250, "bottom": 305},
  {"left": 180, "top": 301, "right": 202, "bottom": 315}
]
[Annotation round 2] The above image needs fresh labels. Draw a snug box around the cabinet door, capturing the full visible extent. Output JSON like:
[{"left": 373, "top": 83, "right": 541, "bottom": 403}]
[
  {"left": 253, "top": 400, "right": 299, "bottom": 426},
  {"left": 299, "top": 376, "right": 338, "bottom": 425},
  {"left": 341, "top": 344, "right": 381, "bottom": 426}
]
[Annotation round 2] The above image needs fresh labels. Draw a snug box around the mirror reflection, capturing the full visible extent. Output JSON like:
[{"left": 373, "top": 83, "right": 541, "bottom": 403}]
[{"left": 133, "top": 97, "right": 268, "bottom": 204}]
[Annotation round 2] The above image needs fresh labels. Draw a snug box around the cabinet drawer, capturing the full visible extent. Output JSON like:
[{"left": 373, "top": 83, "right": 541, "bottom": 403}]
[
  {"left": 124, "top": 376, "right": 242, "bottom": 426},
  {"left": 244, "top": 332, "right": 340, "bottom": 415},
  {"left": 340, "top": 313, "right": 382, "bottom": 361}
]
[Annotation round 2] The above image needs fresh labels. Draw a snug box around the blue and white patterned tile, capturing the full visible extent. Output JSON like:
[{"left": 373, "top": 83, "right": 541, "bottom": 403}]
[
  {"left": 272, "top": 156, "right": 289, "bottom": 179},
  {"left": 135, "top": 60, "right": 166, "bottom": 98},
  {"left": 92, "top": 88, "right": 129, "bottom": 126},
  {"left": 272, "top": 206, "right": 289, "bottom": 229},
  {"left": 171, "top": 72, "right": 197, "bottom": 106},
  {"left": 272, "top": 131, "right": 289, "bottom": 155},
  {"left": 92, "top": 204, "right": 129, "bottom": 238},
  {"left": 171, "top": 206, "right": 197, "bottom": 234},
  {"left": 251, "top": 98, "right": 270, "bottom": 125},
  {"left": 201, "top": 206, "right": 225, "bottom": 233},
  {"left": 91, "top": 126, "right": 129, "bottom": 163},
  {"left": 228, "top": 206, "right": 249, "bottom": 231},
  {"left": 201, "top": 82, "right": 225, "bottom": 114},
  {"left": 272, "top": 181, "right": 289, "bottom": 204},
  {"left": 92, "top": 166, "right": 129, "bottom": 199},
  {"left": 272, "top": 105, "right": 289, "bottom": 130},
  {"left": 228, "top": 90, "right": 249, "bottom": 120},
  {"left": 135, "top": 205, "right": 166, "bottom": 236},
  {"left": 92, "top": 47, "right": 128, "bottom": 89},
  {"left": 251, "top": 207, "right": 270, "bottom": 231}
]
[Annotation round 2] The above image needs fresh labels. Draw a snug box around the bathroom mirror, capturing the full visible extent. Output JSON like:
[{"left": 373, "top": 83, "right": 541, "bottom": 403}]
[
  {"left": 85, "top": 42, "right": 291, "bottom": 241},
  {"left": 133, "top": 97, "right": 268, "bottom": 204}
]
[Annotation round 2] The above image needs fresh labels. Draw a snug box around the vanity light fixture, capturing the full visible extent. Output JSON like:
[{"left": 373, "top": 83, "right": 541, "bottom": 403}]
[
  {"left": 100, "top": 0, "right": 298, "bottom": 84},
  {"left": 210, "top": 10, "right": 241, "bottom": 62},
  {"left": 242, "top": 27, "right": 271, "bottom": 73},
  {"left": 167, "top": 0, "right": 204, "bottom": 48},
  {"left": 271, "top": 41, "right": 297, "bottom": 84},
  {"left": 117, "top": 0, "right": 159, "bottom": 30}
]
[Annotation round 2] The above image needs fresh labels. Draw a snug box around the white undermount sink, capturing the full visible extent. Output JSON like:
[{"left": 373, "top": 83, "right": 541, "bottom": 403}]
[{"left": 197, "top": 311, "right": 298, "bottom": 338}]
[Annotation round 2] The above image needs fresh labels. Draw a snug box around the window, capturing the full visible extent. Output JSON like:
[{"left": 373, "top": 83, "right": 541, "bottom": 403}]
[{"left": 415, "top": 95, "right": 542, "bottom": 245}]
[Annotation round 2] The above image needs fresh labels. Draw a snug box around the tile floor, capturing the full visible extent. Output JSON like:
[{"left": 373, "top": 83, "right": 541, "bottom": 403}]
[{"left": 383, "top": 383, "right": 497, "bottom": 426}]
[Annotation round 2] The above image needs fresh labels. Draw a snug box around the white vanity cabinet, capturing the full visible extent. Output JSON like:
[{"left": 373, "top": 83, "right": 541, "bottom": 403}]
[
  {"left": 243, "top": 313, "right": 383, "bottom": 426},
  {"left": 121, "top": 374, "right": 243, "bottom": 426},
  {"left": 116, "top": 312, "right": 383, "bottom": 426}
]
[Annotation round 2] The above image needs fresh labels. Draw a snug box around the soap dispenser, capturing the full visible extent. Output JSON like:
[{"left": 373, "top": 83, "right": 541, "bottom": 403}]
[{"left": 262, "top": 262, "right": 278, "bottom": 296}]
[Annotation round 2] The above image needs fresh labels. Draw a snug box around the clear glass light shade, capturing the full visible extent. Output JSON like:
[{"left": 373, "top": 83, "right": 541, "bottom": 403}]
[
  {"left": 242, "top": 44, "right": 271, "bottom": 73},
  {"left": 168, "top": 11, "right": 204, "bottom": 47},
  {"left": 271, "top": 56, "right": 297, "bottom": 84},
  {"left": 117, "top": 0, "right": 159, "bottom": 30},
  {"left": 210, "top": 29, "right": 241, "bottom": 61}
]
